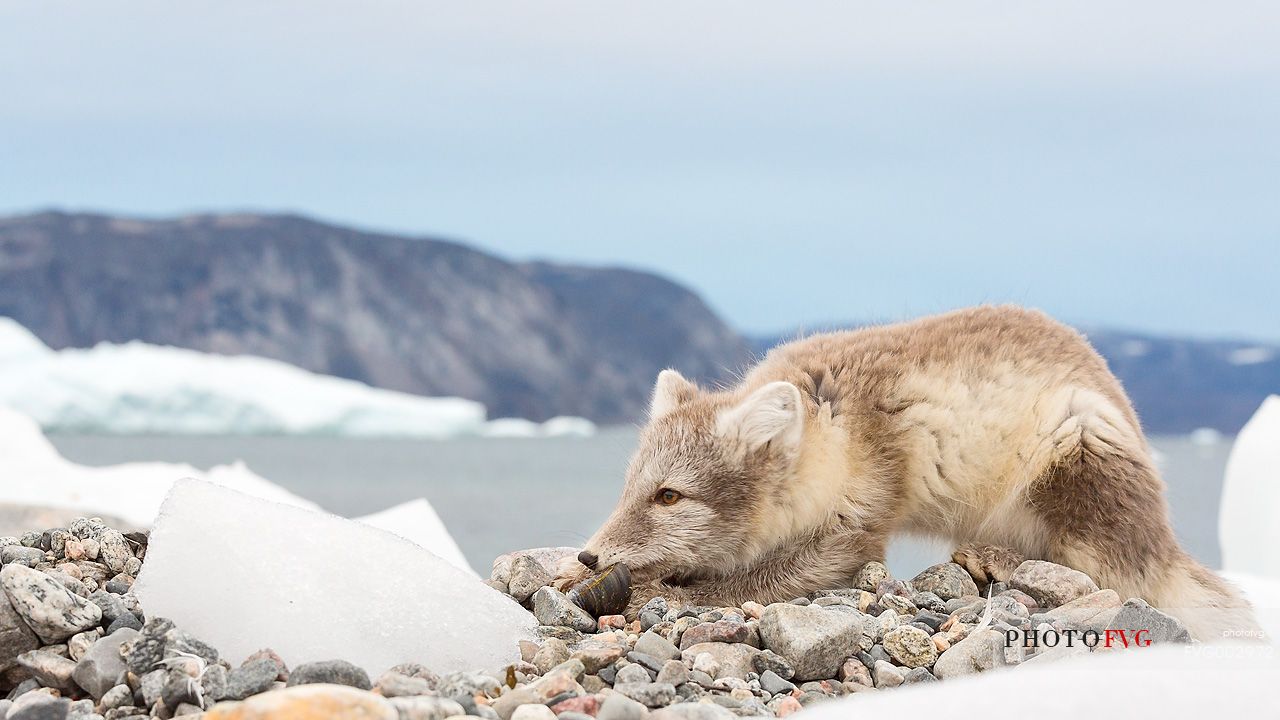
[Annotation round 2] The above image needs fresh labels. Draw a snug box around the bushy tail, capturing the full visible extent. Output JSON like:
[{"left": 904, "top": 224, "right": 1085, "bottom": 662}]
[{"left": 1149, "top": 555, "right": 1263, "bottom": 643}]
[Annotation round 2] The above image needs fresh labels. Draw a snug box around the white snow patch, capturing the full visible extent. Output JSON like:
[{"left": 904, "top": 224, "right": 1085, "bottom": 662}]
[
  {"left": 1228, "top": 346, "right": 1277, "bottom": 365},
  {"left": 800, "top": 645, "right": 1278, "bottom": 719},
  {"left": 0, "top": 317, "right": 594, "bottom": 438},
  {"left": 356, "top": 499, "right": 474, "bottom": 576},
  {"left": 481, "top": 416, "right": 597, "bottom": 438},
  {"left": 133, "top": 479, "right": 534, "bottom": 674},
  {"left": 1219, "top": 396, "right": 1280, "bottom": 580}
]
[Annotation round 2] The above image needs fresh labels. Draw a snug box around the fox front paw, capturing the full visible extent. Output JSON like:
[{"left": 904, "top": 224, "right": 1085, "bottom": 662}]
[
  {"left": 552, "top": 555, "right": 594, "bottom": 593},
  {"left": 952, "top": 542, "right": 1025, "bottom": 585}
]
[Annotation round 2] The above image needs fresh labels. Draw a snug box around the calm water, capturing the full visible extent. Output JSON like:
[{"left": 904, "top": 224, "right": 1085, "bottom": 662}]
[{"left": 48, "top": 432, "right": 1232, "bottom": 575}]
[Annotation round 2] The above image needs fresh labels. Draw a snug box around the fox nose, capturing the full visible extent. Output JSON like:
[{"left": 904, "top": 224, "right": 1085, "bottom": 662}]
[{"left": 578, "top": 550, "right": 599, "bottom": 569}]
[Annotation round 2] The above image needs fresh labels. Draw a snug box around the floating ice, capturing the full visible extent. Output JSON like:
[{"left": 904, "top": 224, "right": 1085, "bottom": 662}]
[
  {"left": 0, "top": 317, "right": 594, "bottom": 438},
  {"left": 0, "top": 407, "right": 318, "bottom": 527},
  {"left": 1219, "top": 395, "right": 1280, "bottom": 580},
  {"left": 356, "top": 499, "right": 474, "bottom": 576},
  {"left": 133, "top": 479, "right": 535, "bottom": 674}
]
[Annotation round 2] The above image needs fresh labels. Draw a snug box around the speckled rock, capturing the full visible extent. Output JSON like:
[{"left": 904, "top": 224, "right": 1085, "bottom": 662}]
[
  {"left": 911, "top": 563, "right": 979, "bottom": 602},
  {"left": 854, "top": 562, "right": 889, "bottom": 593},
  {"left": 1009, "top": 561, "right": 1099, "bottom": 608},
  {"left": 932, "top": 629, "right": 1008, "bottom": 679},
  {"left": 882, "top": 625, "right": 938, "bottom": 668},
  {"left": 531, "top": 587, "right": 597, "bottom": 633},
  {"left": 0, "top": 564, "right": 102, "bottom": 643},
  {"left": 287, "top": 660, "right": 372, "bottom": 690}
]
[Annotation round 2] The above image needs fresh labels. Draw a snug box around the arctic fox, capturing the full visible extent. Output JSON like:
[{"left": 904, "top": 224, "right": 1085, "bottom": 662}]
[{"left": 563, "top": 306, "right": 1256, "bottom": 641}]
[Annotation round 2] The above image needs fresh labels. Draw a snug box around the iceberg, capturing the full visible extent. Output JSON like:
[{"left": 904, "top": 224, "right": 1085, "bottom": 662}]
[
  {"left": 133, "top": 479, "right": 534, "bottom": 674},
  {"left": 1219, "top": 396, "right": 1280, "bottom": 580},
  {"left": 0, "top": 317, "right": 593, "bottom": 438}
]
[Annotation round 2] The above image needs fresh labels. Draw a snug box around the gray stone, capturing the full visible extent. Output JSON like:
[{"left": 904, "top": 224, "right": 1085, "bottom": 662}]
[
  {"left": 162, "top": 628, "right": 218, "bottom": 666},
  {"left": 0, "top": 565, "right": 102, "bottom": 644},
  {"left": 73, "top": 628, "right": 138, "bottom": 700},
  {"left": 618, "top": 682, "right": 676, "bottom": 707},
  {"left": 615, "top": 663, "right": 652, "bottom": 686},
  {"left": 1009, "top": 561, "right": 1098, "bottom": 608},
  {"left": 871, "top": 660, "right": 903, "bottom": 688},
  {"left": 596, "top": 692, "right": 648, "bottom": 720},
  {"left": 98, "top": 685, "right": 132, "bottom": 711},
  {"left": 1, "top": 590, "right": 39, "bottom": 675},
  {"left": 757, "top": 602, "right": 863, "bottom": 681},
  {"left": 531, "top": 587, "right": 597, "bottom": 633},
  {"left": 0, "top": 547, "right": 45, "bottom": 568},
  {"left": 933, "top": 628, "right": 1008, "bottom": 679},
  {"left": 286, "top": 659, "right": 372, "bottom": 690},
  {"left": 854, "top": 562, "right": 888, "bottom": 593},
  {"left": 633, "top": 631, "right": 680, "bottom": 662},
  {"left": 104, "top": 614, "right": 141, "bottom": 635},
  {"left": 911, "top": 563, "right": 979, "bottom": 602},
  {"left": 757, "top": 670, "right": 795, "bottom": 695},
  {"left": 655, "top": 659, "right": 689, "bottom": 686},
  {"left": 7, "top": 695, "right": 71, "bottom": 720},
  {"left": 680, "top": 643, "right": 758, "bottom": 680},
  {"left": 124, "top": 618, "right": 172, "bottom": 675},
  {"left": 388, "top": 696, "right": 466, "bottom": 720},
  {"left": 220, "top": 658, "right": 280, "bottom": 700},
  {"left": 17, "top": 650, "right": 78, "bottom": 690},
  {"left": 1107, "top": 598, "right": 1191, "bottom": 643},
  {"left": 902, "top": 667, "right": 937, "bottom": 684},
  {"left": 160, "top": 667, "right": 202, "bottom": 710},
  {"left": 882, "top": 625, "right": 937, "bottom": 668},
  {"left": 749, "top": 649, "right": 794, "bottom": 680},
  {"left": 878, "top": 593, "right": 917, "bottom": 616},
  {"left": 507, "top": 556, "right": 552, "bottom": 603},
  {"left": 532, "top": 637, "right": 571, "bottom": 675}
]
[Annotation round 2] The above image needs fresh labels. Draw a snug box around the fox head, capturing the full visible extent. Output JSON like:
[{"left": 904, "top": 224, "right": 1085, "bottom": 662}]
[{"left": 578, "top": 369, "right": 816, "bottom": 586}]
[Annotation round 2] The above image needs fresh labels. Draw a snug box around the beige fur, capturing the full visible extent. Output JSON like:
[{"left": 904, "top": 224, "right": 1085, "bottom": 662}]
[{"left": 563, "top": 305, "right": 1258, "bottom": 641}]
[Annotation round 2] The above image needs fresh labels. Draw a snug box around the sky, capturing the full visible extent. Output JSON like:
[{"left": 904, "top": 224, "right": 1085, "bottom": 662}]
[{"left": 2, "top": 1, "right": 1278, "bottom": 340}]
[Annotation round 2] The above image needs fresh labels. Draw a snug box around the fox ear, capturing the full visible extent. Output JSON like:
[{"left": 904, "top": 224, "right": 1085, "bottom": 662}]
[
  {"left": 716, "top": 381, "right": 804, "bottom": 452},
  {"left": 650, "top": 369, "right": 699, "bottom": 419}
]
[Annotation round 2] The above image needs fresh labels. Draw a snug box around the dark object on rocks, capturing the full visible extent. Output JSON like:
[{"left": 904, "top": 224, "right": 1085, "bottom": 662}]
[
  {"left": 286, "top": 659, "right": 372, "bottom": 690},
  {"left": 567, "top": 563, "right": 632, "bottom": 618}
]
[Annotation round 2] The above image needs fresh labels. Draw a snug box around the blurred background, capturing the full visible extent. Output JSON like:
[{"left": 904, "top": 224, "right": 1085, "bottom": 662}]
[{"left": 1, "top": 2, "right": 1277, "bottom": 573}]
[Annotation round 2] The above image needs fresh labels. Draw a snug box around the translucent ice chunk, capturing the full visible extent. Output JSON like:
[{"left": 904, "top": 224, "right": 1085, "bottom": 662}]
[
  {"left": 133, "top": 479, "right": 535, "bottom": 675},
  {"left": 356, "top": 499, "right": 474, "bottom": 576}
]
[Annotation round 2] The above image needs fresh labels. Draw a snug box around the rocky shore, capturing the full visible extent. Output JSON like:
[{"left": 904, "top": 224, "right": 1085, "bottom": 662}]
[{"left": 2, "top": 520, "right": 1190, "bottom": 720}]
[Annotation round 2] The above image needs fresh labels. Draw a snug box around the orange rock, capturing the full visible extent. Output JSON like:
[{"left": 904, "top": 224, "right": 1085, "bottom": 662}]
[
  {"left": 597, "top": 615, "right": 626, "bottom": 631},
  {"left": 203, "top": 684, "right": 397, "bottom": 720},
  {"left": 774, "top": 696, "right": 803, "bottom": 717}
]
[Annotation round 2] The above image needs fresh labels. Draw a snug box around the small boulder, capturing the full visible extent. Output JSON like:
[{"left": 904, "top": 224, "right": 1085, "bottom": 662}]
[
  {"left": 911, "top": 563, "right": 979, "bottom": 602},
  {"left": 1009, "top": 561, "right": 1098, "bottom": 608}
]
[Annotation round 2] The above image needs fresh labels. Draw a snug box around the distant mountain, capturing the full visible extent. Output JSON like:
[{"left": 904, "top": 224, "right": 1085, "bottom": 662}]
[
  {"left": 750, "top": 327, "right": 1279, "bottom": 434},
  {"left": 0, "top": 211, "right": 750, "bottom": 423}
]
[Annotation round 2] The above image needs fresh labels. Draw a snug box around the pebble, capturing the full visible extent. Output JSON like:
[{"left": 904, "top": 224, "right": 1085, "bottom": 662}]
[
  {"left": 506, "top": 555, "right": 552, "bottom": 603},
  {"left": 838, "top": 658, "right": 872, "bottom": 686},
  {"left": 678, "top": 620, "right": 751, "bottom": 650},
  {"left": 286, "top": 659, "right": 373, "bottom": 690},
  {"left": 902, "top": 667, "right": 938, "bottom": 684},
  {"left": 932, "top": 628, "right": 1008, "bottom": 679},
  {"left": 757, "top": 602, "right": 863, "bottom": 682},
  {"left": 871, "top": 660, "right": 904, "bottom": 688},
  {"left": 511, "top": 704, "right": 557, "bottom": 720},
  {"left": 619, "top": 682, "right": 676, "bottom": 707},
  {"left": 757, "top": 669, "right": 796, "bottom": 695},
  {"left": 679, "top": 643, "right": 758, "bottom": 680},
  {"left": 633, "top": 631, "right": 680, "bottom": 661},
  {"left": 388, "top": 696, "right": 466, "bottom": 720},
  {"left": 532, "top": 637, "right": 571, "bottom": 674},
  {"left": 9, "top": 695, "right": 72, "bottom": 720},
  {"left": 653, "top": 703, "right": 738, "bottom": 720},
  {"left": 596, "top": 692, "right": 649, "bottom": 720},
  {"left": 1107, "top": 598, "right": 1191, "bottom": 643},
  {"left": 0, "top": 564, "right": 103, "bottom": 643},
  {"left": 742, "top": 601, "right": 765, "bottom": 620},
  {"left": 571, "top": 643, "right": 625, "bottom": 674},
  {"left": 1009, "top": 560, "right": 1099, "bottom": 608},
  {"left": 531, "top": 587, "right": 597, "bottom": 633},
  {"left": 749, "top": 648, "right": 794, "bottom": 680},
  {"left": 1, "top": 589, "right": 40, "bottom": 673},
  {"left": 1, "top": 546, "right": 46, "bottom": 568},
  {"left": 656, "top": 659, "right": 689, "bottom": 686},
  {"left": 854, "top": 562, "right": 888, "bottom": 592},
  {"left": 16, "top": 650, "right": 78, "bottom": 691},
  {"left": 882, "top": 625, "right": 938, "bottom": 668},
  {"left": 221, "top": 658, "right": 283, "bottom": 700},
  {"left": 911, "top": 563, "right": 979, "bottom": 601},
  {"left": 71, "top": 627, "right": 137, "bottom": 699}
]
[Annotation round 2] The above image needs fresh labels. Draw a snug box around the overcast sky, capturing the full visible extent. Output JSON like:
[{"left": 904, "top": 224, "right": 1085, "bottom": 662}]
[{"left": 2, "top": 2, "right": 1277, "bottom": 340}]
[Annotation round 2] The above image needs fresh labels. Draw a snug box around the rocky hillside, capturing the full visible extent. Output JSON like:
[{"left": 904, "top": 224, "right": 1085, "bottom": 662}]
[{"left": 0, "top": 212, "right": 751, "bottom": 423}]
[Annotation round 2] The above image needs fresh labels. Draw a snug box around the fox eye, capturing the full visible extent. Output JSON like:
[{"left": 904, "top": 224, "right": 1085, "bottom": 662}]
[{"left": 655, "top": 489, "right": 682, "bottom": 506}]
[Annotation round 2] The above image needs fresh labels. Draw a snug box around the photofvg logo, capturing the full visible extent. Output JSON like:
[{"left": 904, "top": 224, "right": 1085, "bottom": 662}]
[{"left": 1007, "top": 627, "right": 1156, "bottom": 650}]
